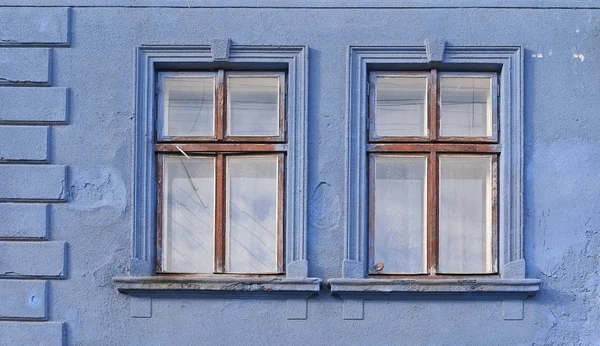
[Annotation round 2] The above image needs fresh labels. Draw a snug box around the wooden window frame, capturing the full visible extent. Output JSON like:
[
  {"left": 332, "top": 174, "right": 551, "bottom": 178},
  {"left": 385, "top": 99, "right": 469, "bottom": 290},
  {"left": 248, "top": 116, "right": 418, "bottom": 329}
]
[
  {"left": 155, "top": 70, "right": 287, "bottom": 275},
  {"left": 367, "top": 69, "right": 499, "bottom": 278}
]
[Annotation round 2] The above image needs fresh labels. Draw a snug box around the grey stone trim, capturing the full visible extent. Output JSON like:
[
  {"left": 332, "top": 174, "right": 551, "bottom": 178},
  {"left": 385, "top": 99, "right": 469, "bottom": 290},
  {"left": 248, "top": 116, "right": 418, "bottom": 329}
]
[
  {"left": 328, "top": 278, "right": 541, "bottom": 294},
  {"left": 114, "top": 276, "right": 321, "bottom": 297},
  {"left": 210, "top": 38, "right": 231, "bottom": 61},
  {"left": 343, "top": 44, "right": 528, "bottom": 279},
  {"left": 0, "top": 0, "right": 599, "bottom": 8},
  {"left": 131, "top": 44, "right": 311, "bottom": 278},
  {"left": 425, "top": 38, "right": 445, "bottom": 62}
]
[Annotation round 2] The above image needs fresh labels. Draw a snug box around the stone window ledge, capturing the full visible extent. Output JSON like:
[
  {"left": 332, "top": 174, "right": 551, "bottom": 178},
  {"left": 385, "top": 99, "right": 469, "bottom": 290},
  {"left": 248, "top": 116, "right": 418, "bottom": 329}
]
[
  {"left": 114, "top": 276, "right": 322, "bottom": 298},
  {"left": 328, "top": 278, "right": 541, "bottom": 296}
]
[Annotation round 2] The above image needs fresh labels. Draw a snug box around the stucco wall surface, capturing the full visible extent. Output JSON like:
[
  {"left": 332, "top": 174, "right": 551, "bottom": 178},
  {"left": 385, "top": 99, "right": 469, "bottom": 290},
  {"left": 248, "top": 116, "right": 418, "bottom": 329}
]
[{"left": 0, "top": 4, "right": 599, "bottom": 346}]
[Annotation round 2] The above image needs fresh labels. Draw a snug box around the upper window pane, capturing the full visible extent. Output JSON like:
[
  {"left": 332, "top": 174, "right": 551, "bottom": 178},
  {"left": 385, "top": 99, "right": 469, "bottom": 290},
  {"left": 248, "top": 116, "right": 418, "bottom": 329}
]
[
  {"left": 160, "top": 73, "right": 215, "bottom": 138},
  {"left": 373, "top": 75, "right": 427, "bottom": 138},
  {"left": 227, "top": 74, "right": 281, "bottom": 137},
  {"left": 439, "top": 75, "right": 493, "bottom": 138}
]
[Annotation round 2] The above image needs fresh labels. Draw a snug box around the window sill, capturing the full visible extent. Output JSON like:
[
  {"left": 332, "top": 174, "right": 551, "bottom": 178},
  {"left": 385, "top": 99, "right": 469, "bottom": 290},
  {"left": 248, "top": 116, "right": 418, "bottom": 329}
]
[
  {"left": 113, "top": 276, "right": 322, "bottom": 298},
  {"left": 328, "top": 277, "right": 540, "bottom": 297}
]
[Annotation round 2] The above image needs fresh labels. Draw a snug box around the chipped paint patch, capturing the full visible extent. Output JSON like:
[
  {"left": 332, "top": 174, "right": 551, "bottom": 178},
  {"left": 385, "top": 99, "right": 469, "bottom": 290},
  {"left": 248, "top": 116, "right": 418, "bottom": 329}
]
[
  {"left": 573, "top": 53, "right": 585, "bottom": 62},
  {"left": 69, "top": 167, "right": 127, "bottom": 213}
]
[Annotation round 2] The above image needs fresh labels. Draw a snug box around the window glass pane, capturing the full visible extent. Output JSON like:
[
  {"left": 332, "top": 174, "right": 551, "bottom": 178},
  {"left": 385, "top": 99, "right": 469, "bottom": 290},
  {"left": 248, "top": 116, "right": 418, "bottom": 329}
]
[
  {"left": 226, "top": 156, "right": 279, "bottom": 273},
  {"left": 227, "top": 76, "right": 280, "bottom": 136},
  {"left": 374, "top": 75, "right": 427, "bottom": 137},
  {"left": 162, "top": 156, "right": 215, "bottom": 273},
  {"left": 439, "top": 155, "right": 494, "bottom": 273},
  {"left": 162, "top": 75, "right": 215, "bottom": 137},
  {"left": 440, "top": 76, "right": 493, "bottom": 137},
  {"left": 372, "top": 155, "right": 427, "bottom": 274}
]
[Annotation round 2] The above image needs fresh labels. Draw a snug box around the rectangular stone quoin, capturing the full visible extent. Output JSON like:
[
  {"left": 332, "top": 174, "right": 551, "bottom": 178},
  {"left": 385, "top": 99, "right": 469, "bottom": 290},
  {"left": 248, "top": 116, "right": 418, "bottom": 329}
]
[
  {"left": 0, "top": 8, "right": 69, "bottom": 46},
  {"left": 0, "top": 48, "right": 51, "bottom": 85},
  {"left": 0, "top": 241, "right": 66, "bottom": 278},
  {"left": 0, "top": 280, "right": 47, "bottom": 320},
  {"left": 0, "top": 203, "right": 48, "bottom": 239},
  {"left": 0, "top": 322, "right": 64, "bottom": 345},
  {"left": 0, "top": 126, "right": 48, "bottom": 162},
  {"left": 0, "top": 87, "right": 68, "bottom": 124},
  {"left": 0, "top": 165, "right": 67, "bottom": 201}
]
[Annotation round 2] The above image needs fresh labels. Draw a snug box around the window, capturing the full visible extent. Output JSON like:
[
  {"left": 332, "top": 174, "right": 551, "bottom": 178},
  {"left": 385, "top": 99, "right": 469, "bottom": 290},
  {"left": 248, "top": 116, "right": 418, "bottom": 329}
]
[
  {"left": 333, "top": 45, "right": 540, "bottom": 307},
  {"left": 155, "top": 71, "right": 286, "bottom": 274},
  {"left": 367, "top": 70, "right": 499, "bottom": 276}
]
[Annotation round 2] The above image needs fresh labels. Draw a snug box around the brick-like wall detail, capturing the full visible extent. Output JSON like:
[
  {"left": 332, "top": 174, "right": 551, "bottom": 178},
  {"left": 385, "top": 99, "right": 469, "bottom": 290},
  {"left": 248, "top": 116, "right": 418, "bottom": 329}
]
[
  {"left": 0, "top": 87, "right": 68, "bottom": 124},
  {"left": 0, "top": 321, "right": 64, "bottom": 345},
  {"left": 0, "top": 165, "right": 67, "bottom": 201},
  {"left": 0, "top": 280, "right": 48, "bottom": 320},
  {"left": 0, "top": 203, "right": 48, "bottom": 240},
  {"left": 0, "top": 8, "right": 69, "bottom": 46},
  {"left": 0, "top": 8, "right": 70, "bottom": 341},
  {"left": 0, "top": 48, "right": 51, "bottom": 85},
  {"left": 0, "top": 126, "right": 48, "bottom": 162},
  {"left": 0, "top": 241, "right": 66, "bottom": 278}
]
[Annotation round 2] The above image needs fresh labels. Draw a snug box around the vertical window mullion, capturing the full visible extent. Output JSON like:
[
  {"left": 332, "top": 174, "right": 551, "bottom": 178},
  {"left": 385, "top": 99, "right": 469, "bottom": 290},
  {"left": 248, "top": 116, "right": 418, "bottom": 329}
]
[
  {"left": 427, "top": 151, "right": 439, "bottom": 275},
  {"left": 491, "top": 154, "right": 499, "bottom": 273},
  {"left": 215, "top": 70, "right": 225, "bottom": 141},
  {"left": 277, "top": 153, "right": 285, "bottom": 273},
  {"left": 428, "top": 69, "right": 439, "bottom": 141},
  {"left": 156, "top": 154, "right": 164, "bottom": 273},
  {"left": 214, "top": 153, "right": 226, "bottom": 273}
]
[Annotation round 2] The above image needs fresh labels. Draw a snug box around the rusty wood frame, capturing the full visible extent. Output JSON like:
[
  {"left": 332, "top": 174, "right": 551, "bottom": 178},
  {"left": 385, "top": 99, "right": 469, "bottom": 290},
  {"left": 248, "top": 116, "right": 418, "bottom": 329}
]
[
  {"left": 427, "top": 151, "right": 438, "bottom": 274},
  {"left": 155, "top": 69, "right": 287, "bottom": 275},
  {"left": 367, "top": 68, "right": 500, "bottom": 278},
  {"left": 214, "top": 153, "right": 226, "bottom": 273},
  {"left": 277, "top": 153, "right": 286, "bottom": 274},
  {"left": 155, "top": 155, "right": 164, "bottom": 272},
  {"left": 367, "top": 143, "right": 500, "bottom": 153},
  {"left": 155, "top": 143, "right": 287, "bottom": 153}
]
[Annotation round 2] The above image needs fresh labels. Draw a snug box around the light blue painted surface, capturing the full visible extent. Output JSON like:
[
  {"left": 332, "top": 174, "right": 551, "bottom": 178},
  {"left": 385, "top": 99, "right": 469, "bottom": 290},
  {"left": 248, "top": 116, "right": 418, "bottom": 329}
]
[{"left": 0, "top": 4, "right": 599, "bottom": 345}]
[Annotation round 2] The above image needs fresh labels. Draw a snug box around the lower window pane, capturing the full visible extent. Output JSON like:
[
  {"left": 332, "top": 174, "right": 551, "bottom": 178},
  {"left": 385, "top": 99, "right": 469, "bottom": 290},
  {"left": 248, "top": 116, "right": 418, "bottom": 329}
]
[
  {"left": 226, "top": 155, "right": 279, "bottom": 273},
  {"left": 162, "top": 156, "right": 215, "bottom": 273},
  {"left": 371, "top": 155, "right": 427, "bottom": 274},
  {"left": 439, "top": 155, "right": 494, "bottom": 274}
]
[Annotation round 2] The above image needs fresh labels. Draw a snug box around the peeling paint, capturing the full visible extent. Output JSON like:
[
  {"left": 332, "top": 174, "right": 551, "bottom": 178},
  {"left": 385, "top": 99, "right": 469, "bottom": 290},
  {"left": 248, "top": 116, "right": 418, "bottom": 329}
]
[
  {"left": 68, "top": 168, "right": 127, "bottom": 213},
  {"left": 573, "top": 53, "right": 585, "bottom": 62}
]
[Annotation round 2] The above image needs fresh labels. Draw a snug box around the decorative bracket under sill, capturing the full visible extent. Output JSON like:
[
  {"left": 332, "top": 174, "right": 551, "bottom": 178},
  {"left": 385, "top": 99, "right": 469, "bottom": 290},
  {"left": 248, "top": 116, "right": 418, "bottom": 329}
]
[
  {"left": 328, "top": 278, "right": 540, "bottom": 320},
  {"left": 114, "top": 276, "right": 321, "bottom": 320}
]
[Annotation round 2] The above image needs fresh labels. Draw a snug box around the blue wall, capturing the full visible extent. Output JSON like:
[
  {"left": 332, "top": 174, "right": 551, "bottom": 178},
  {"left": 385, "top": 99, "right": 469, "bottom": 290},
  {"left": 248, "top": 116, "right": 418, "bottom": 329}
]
[{"left": 0, "top": 2, "right": 599, "bottom": 345}]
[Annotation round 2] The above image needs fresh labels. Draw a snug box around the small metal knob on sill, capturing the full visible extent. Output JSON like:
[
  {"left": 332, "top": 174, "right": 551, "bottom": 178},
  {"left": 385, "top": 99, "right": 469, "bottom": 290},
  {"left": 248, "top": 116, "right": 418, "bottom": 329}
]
[{"left": 373, "top": 262, "right": 384, "bottom": 271}]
